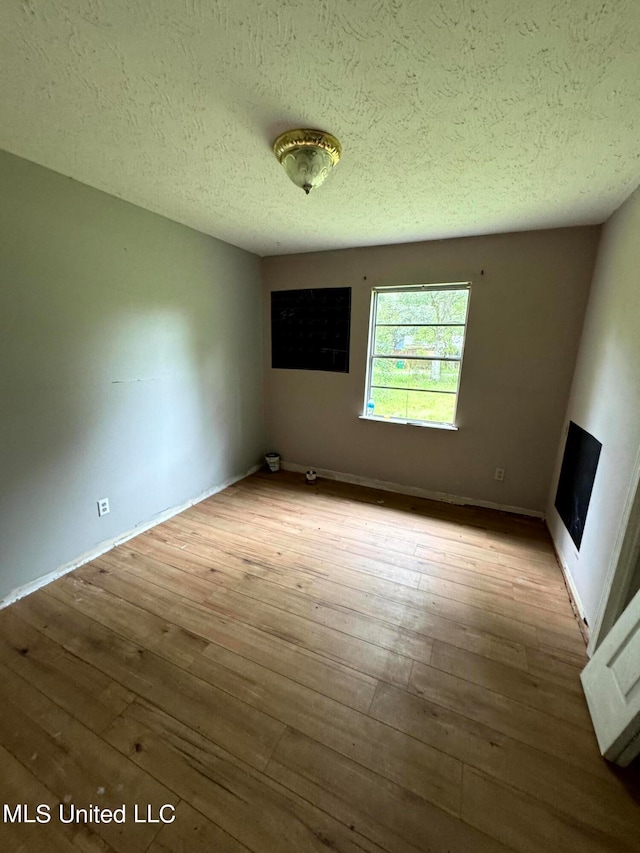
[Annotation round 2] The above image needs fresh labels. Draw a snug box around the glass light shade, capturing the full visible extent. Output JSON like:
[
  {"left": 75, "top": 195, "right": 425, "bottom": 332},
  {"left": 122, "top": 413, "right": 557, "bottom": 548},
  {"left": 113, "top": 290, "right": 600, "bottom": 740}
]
[
  {"left": 281, "top": 146, "right": 334, "bottom": 194},
  {"left": 273, "top": 129, "right": 341, "bottom": 195}
]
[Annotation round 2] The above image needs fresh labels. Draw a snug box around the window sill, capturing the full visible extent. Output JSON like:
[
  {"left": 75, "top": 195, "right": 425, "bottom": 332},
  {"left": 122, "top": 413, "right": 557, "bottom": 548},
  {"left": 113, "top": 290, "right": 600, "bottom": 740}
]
[{"left": 359, "top": 415, "right": 458, "bottom": 431}]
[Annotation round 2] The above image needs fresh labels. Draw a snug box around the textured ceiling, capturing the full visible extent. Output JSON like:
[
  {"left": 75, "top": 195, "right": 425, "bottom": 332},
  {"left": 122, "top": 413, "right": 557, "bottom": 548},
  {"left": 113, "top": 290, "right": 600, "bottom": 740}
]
[{"left": 1, "top": 0, "right": 639, "bottom": 256}]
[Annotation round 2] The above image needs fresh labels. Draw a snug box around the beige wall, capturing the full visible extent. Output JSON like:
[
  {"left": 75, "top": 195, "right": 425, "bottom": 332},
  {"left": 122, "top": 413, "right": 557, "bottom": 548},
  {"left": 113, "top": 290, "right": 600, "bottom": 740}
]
[
  {"left": 0, "top": 149, "right": 264, "bottom": 603},
  {"left": 262, "top": 227, "right": 599, "bottom": 513},
  {"left": 547, "top": 185, "right": 640, "bottom": 630}
]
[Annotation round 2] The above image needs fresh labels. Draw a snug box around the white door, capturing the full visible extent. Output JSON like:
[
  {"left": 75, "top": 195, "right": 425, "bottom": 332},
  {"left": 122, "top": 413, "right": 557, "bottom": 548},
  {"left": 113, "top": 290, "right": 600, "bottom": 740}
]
[{"left": 581, "top": 588, "right": 640, "bottom": 766}]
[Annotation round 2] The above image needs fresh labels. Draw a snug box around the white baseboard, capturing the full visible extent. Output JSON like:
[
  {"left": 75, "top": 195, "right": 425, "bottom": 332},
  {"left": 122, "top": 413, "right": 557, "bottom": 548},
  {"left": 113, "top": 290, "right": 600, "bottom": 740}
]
[
  {"left": 281, "top": 461, "right": 545, "bottom": 519},
  {"left": 0, "top": 463, "right": 261, "bottom": 610}
]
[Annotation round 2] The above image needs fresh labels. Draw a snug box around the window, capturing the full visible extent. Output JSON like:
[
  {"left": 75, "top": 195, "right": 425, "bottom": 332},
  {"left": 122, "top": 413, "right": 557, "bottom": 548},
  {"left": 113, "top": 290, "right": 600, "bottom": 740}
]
[{"left": 363, "top": 283, "right": 471, "bottom": 428}]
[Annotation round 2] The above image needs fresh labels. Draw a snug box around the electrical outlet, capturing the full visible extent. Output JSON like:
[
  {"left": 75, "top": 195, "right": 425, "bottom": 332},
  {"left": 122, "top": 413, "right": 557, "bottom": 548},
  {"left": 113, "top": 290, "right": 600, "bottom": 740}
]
[
  {"left": 494, "top": 468, "right": 505, "bottom": 481},
  {"left": 97, "top": 498, "right": 110, "bottom": 517}
]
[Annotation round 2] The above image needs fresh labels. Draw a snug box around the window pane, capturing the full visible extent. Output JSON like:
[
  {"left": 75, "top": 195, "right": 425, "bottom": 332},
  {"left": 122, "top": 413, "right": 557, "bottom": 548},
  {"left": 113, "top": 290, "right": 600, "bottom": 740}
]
[
  {"left": 374, "top": 325, "right": 465, "bottom": 358},
  {"left": 376, "top": 289, "right": 468, "bottom": 325},
  {"left": 371, "top": 358, "right": 460, "bottom": 393},
  {"left": 369, "top": 388, "right": 456, "bottom": 424}
]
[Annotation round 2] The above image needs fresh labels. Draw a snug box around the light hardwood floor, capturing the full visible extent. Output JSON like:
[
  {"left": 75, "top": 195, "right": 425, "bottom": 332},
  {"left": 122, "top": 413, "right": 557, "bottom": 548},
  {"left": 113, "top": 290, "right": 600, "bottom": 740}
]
[{"left": 1, "top": 471, "right": 640, "bottom": 852}]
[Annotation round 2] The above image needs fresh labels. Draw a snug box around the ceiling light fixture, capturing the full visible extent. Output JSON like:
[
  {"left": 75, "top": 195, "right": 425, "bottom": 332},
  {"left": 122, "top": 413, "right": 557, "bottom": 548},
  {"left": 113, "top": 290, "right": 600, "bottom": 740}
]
[{"left": 272, "top": 129, "right": 341, "bottom": 195}]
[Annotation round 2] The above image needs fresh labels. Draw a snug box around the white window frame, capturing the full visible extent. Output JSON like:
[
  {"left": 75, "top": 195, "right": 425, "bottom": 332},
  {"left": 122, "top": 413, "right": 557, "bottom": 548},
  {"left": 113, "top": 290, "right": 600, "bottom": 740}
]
[{"left": 362, "top": 282, "right": 471, "bottom": 429}]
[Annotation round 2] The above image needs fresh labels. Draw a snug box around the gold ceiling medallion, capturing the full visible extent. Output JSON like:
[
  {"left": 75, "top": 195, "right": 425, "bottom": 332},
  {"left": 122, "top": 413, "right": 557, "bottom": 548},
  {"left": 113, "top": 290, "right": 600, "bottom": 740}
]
[{"left": 272, "top": 129, "right": 342, "bottom": 195}]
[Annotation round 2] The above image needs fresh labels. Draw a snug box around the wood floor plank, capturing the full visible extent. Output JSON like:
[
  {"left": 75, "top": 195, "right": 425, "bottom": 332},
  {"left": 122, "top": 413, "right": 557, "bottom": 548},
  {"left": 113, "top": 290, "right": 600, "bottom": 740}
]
[
  {"left": 81, "top": 559, "right": 378, "bottom": 714},
  {"left": 126, "top": 535, "right": 530, "bottom": 671},
  {"left": 524, "top": 645, "right": 585, "bottom": 694},
  {"left": 156, "top": 511, "right": 425, "bottom": 589},
  {"left": 194, "top": 505, "right": 569, "bottom": 624},
  {"left": 267, "top": 728, "right": 514, "bottom": 853},
  {"left": 417, "top": 572, "right": 574, "bottom": 629},
  {"left": 149, "top": 521, "right": 547, "bottom": 647},
  {"left": 176, "top": 496, "right": 568, "bottom": 610},
  {"left": 0, "top": 607, "right": 134, "bottom": 733},
  {"left": 415, "top": 552, "right": 562, "bottom": 594},
  {"left": 414, "top": 540, "right": 560, "bottom": 584},
  {"left": 216, "top": 482, "right": 550, "bottom": 564},
  {"left": 150, "top": 516, "right": 426, "bottom": 600},
  {"left": 342, "top": 535, "right": 546, "bottom": 587},
  {"left": 537, "top": 628, "right": 589, "bottom": 662},
  {"left": 0, "top": 471, "right": 634, "bottom": 853},
  {"left": 462, "top": 767, "right": 638, "bottom": 853},
  {"left": 411, "top": 523, "right": 560, "bottom": 568},
  {"left": 147, "top": 801, "right": 250, "bottom": 853},
  {"left": 193, "top": 498, "right": 418, "bottom": 557},
  {"left": 429, "top": 640, "right": 592, "bottom": 730},
  {"left": 410, "top": 514, "right": 554, "bottom": 555},
  {"left": 104, "top": 545, "right": 413, "bottom": 686},
  {"left": 105, "top": 699, "right": 387, "bottom": 853},
  {"left": 511, "top": 578, "right": 571, "bottom": 613},
  {"left": 0, "top": 662, "right": 169, "bottom": 853},
  {"left": 49, "top": 572, "right": 209, "bottom": 669},
  {"left": 0, "top": 743, "right": 110, "bottom": 853},
  {"left": 407, "top": 661, "right": 603, "bottom": 775},
  {"left": 239, "top": 482, "right": 513, "bottom": 547},
  {"left": 245, "top": 473, "right": 544, "bottom": 546},
  {"left": 192, "top": 562, "right": 437, "bottom": 665},
  {"left": 536, "top": 640, "right": 589, "bottom": 668},
  {"left": 187, "top": 639, "right": 463, "bottom": 815},
  {"left": 368, "top": 681, "right": 640, "bottom": 847},
  {"left": 13, "top": 590, "right": 285, "bottom": 771}
]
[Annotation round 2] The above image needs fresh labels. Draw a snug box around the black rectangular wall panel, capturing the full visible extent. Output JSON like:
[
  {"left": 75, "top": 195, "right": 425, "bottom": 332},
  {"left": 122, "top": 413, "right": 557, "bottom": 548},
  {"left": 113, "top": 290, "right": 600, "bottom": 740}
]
[
  {"left": 554, "top": 421, "right": 602, "bottom": 550},
  {"left": 271, "top": 287, "right": 351, "bottom": 372}
]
